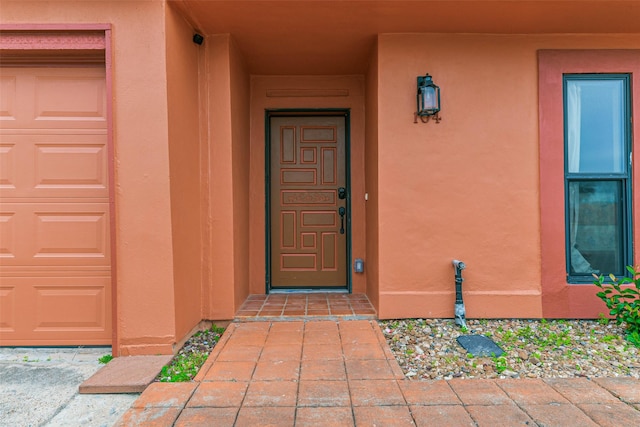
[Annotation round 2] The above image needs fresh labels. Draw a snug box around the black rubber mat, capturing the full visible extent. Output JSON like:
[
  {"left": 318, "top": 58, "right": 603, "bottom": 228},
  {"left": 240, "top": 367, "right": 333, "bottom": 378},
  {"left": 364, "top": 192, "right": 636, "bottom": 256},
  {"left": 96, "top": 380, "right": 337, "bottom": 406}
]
[{"left": 456, "top": 334, "right": 504, "bottom": 357}]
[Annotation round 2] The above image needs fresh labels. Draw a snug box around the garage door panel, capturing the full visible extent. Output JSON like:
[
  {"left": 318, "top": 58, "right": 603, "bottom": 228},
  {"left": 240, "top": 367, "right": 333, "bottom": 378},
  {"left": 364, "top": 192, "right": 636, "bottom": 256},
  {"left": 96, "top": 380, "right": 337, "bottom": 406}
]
[
  {"left": 0, "top": 285, "right": 17, "bottom": 332},
  {"left": 0, "top": 211, "right": 17, "bottom": 259},
  {"left": 0, "top": 134, "right": 108, "bottom": 198},
  {"left": 34, "top": 208, "right": 109, "bottom": 263},
  {"left": 0, "top": 65, "right": 111, "bottom": 346},
  {"left": 0, "top": 142, "right": 16, "bottom": 190},
  {"left": 0, "top": 203, "right": 110, "bottom": 267},
  {"left": 0, "top": 276, "right": 111, "bottom": 344},
  {"left": 35, "top": 141, "right": 106, "bottom": 190},
  {"left": 0, "top": 67, "right": 106, "bottom": 129},
  {"left": 34, "top": 283, "right": 108, "bottom": 331},
  {"left": 34, "top": 74, "right": 106, "bottom": 124},
  {"left": 0, "top": 73, "right": 17, "bottom": 121}
]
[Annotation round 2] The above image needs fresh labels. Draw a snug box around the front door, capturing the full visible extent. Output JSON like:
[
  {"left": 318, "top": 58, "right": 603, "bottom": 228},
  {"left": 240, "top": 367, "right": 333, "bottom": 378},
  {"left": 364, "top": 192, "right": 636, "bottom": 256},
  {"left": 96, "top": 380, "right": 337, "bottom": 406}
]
[{"left": 269, "top": 114, "right": 348, "bottom": 289}]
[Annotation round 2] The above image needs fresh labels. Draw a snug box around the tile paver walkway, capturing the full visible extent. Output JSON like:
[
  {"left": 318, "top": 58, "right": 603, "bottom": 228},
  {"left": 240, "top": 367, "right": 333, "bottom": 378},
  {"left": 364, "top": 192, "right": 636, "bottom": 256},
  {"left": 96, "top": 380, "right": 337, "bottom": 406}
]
[
  {"left": 235, "top": 294, "right": 376, "bottom": 320},
  {"left": 116, "top": 320, "right": 640, "bottom": 426}
]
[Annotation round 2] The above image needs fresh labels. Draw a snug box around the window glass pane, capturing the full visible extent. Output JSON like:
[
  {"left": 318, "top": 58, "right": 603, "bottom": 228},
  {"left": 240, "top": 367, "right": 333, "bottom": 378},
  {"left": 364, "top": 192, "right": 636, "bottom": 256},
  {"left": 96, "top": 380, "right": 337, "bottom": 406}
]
[
  {"left": 566, "top": 79, "right": 625, "bottom": 173},
  {"left": 568, "top": 181, "right": 623, "bottom": 276}
]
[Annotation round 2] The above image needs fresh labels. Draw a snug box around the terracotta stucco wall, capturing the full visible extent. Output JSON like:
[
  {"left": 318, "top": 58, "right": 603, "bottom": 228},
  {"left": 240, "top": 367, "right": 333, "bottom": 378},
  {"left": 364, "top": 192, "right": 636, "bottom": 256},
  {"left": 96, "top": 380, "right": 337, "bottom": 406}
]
[
  {"left": 229, "top": 37, "right": 251, "bottom": 310},
  {"left": 375, "top": 33, "right": 640, "bottom": 320},
  {"left": 364, "top": 40, "right": 380, "bottom": 308},
  {"left": 204, "top": 35, "right": 235, "bottom": 319},
  {"left": 165, "top": 3, "right": 203, "bottom": 341},
  {"left": 1, "top": 1, "right": 179, "bottom": 355},
  {"left": 202, "top": 34, "right": 251, "bottom": 319}
]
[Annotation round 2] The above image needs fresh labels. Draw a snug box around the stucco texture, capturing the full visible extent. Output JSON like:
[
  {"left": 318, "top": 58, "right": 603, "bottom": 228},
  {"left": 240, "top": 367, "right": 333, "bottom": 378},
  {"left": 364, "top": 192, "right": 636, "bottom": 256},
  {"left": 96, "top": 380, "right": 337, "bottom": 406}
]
[
  {"left": 4, "top": 0, "right": 640, "bottom": 355},
  {"left": 373, "top": 33, "right": 640, "bottom": 319}
]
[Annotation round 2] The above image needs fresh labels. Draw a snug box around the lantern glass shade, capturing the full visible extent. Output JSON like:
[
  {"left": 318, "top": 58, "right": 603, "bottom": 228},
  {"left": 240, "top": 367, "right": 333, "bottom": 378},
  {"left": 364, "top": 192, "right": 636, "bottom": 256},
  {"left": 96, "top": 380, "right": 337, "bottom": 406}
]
[
  {"left": 421, "top": 86, "right": 437, "bottom": 110},
  {"left": 417, "top": 74, "right": 441, "bottom": 116}
]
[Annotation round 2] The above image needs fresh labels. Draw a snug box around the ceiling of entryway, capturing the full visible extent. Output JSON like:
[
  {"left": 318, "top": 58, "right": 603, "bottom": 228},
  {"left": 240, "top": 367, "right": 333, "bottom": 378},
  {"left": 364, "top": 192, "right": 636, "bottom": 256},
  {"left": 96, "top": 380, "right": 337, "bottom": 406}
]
[{"left": 172, "top": 1, "right": 640, "bottom": 74}]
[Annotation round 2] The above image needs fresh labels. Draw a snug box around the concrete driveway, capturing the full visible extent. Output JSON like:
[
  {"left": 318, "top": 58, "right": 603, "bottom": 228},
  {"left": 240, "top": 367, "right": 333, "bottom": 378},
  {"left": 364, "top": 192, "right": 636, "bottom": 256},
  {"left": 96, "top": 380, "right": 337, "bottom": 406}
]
[{"left": 0, "top": 347, "right": 138, "bottom": 427}]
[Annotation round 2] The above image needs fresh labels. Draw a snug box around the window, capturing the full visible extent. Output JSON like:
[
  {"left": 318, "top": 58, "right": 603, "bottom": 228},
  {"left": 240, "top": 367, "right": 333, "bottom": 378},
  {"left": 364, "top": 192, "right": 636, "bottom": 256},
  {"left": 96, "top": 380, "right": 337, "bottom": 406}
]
[
  {"left": 539, "top": 49, "right": 640, "bottom": 317},
  {"left": 564, "top": 74, "right": 632, "bottom": 281}
]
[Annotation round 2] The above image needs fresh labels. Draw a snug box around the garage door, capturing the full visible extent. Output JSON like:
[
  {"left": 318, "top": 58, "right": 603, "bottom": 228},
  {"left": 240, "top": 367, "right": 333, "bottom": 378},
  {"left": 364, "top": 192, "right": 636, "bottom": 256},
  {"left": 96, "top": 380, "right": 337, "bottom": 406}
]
[{"left": 0, "top": 66, "right": 111, "bottom": 345}]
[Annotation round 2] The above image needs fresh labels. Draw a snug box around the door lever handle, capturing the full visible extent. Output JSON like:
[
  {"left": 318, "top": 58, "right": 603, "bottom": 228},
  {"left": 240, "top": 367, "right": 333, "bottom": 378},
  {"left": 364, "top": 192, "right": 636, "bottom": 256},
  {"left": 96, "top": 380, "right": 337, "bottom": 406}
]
[{"left": 338, "top": 207, "right": 346, "bottom": 234}]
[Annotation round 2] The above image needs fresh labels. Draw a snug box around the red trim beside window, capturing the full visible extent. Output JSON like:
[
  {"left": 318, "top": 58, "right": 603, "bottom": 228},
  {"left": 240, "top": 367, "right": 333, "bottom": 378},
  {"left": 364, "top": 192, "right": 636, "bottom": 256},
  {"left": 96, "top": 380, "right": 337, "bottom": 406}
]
[{"left": 539, "top": 50, "right": 640, "bottom": 318}]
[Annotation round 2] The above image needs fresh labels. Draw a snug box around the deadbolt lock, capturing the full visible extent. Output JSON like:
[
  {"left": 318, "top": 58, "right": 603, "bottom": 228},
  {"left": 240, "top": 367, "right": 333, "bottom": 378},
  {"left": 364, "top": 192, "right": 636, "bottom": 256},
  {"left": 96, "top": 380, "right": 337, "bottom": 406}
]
[{"left": 338, "top": 187, "right": 347, "bottom": 199}]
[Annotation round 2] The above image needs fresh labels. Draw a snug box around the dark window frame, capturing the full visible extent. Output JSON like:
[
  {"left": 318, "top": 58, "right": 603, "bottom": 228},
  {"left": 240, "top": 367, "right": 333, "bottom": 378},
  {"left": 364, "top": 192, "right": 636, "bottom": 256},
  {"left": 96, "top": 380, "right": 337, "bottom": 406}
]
[{"left": 562, "top": 73, "right": 633, "bottom": 283}]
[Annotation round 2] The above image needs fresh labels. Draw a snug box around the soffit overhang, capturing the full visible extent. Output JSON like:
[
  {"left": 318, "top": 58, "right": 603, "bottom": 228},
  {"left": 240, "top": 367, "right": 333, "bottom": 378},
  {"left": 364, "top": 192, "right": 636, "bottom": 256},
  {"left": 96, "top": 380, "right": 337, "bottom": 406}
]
[{"left": 172, "top": 0, "right": 640, "bottom": 74}]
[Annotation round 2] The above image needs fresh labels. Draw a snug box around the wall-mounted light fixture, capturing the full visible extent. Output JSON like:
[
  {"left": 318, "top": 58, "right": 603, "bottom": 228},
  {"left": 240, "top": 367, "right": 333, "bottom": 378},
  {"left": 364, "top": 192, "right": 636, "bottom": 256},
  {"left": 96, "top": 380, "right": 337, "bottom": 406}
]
[{"left": 415, "top": 73, "right": 441, "bottom": 123}]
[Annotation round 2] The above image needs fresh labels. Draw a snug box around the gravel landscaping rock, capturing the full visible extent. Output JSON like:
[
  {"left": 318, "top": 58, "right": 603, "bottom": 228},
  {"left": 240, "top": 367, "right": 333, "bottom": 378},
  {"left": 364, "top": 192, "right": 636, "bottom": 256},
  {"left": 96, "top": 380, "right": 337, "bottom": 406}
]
[
  {"left": 379, "top": 318, "right": 640, "bottom": 380},
  {"left": 170, "top": 319, "right": 638, "bottom": 383},
  {"left": 178, "top": 328, "right": 224, "bottom": 355}
]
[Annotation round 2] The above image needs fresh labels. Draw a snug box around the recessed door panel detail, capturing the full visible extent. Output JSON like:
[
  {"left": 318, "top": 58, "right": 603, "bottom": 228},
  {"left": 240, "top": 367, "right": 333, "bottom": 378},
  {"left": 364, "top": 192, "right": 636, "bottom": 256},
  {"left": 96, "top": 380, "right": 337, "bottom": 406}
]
[
  {"left": 301, "top": 126, "right": 336, "bottom": 143},
  {"left": 322, "top": 147, "right": 336, "bottom": 184},
  {"left": 281, "top": 190, "right": 335, "bottom": 205},
  {"left": 301, "top": 232, "right": 317, "bottom": 249},
  {"left": 0, "top": 66, "right": 111, "bottom": 345},
  {"left": 281, "top": 169, "right": 316, "bottom": 185},
  {"left": 35, "top": 76, "right": 106, "bottom": 121},
  {"left": 1, "top": 203, "right": 110, "bottom": 267},
  {"left": 321, "top": 232, "right": 337, "bottom": 271},
  {"left": 270, "top": 116, "right": 347, "bottom": 288},
  {"left": 281, "top": 211, "right": 296, "bottom": 249},
  {"left": 281, "top": 254, "right": 316, "bottom": 271},
  {"left": 302, "top": 211, "right": 337, "bottom": 227},
  {"left": 0, "top": 213, "right": 16, "bottom": 258},
  {"left": 301, "top": 147, "right": 316, "bottom": 164},
  {"left": 0, "top": 75, "right": 16, "bottom": 120},
  {"left": 0, "top": 144, "right": 15, "bottom": 188},
  {"left": 280, "top": 127, "right": 295, "bottom": 163},
  {"left": 35, "top": 285, "right": 106, "bottom": 330},
  {"left": 0, "top": 287, "right": 15, "bottom": 331},
  {"left": 35, "top": 144, "right": 106, "bottom": 188},
  {"left": 35, "top": 212, "right": 107, "bottom": 258},
  {"left": 0, "top": 134, "right": 108, "bottom": 199}
]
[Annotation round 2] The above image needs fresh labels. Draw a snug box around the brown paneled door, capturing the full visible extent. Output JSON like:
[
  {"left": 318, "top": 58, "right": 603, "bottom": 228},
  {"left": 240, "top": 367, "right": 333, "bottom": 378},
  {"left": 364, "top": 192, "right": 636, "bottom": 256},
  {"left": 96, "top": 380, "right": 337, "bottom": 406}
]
[{"left": 270, "top": 115, "right": 348, "bottom": 289}]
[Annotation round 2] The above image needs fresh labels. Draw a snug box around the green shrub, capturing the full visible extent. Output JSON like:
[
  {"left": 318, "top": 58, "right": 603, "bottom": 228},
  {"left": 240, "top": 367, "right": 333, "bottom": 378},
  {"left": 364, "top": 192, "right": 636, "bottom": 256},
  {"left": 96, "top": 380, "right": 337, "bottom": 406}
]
[
  {"left": 593, "top": 266, "right": 640, "bottom": 347},
  {"left": 157, "top": 324, "right": 226, "bottom": 382},
  {"left": 493, "top": 355, "right": 508, "bottom": 374},
  {"left": 158, "top": 352, "right": 209, "bottom": 382}
]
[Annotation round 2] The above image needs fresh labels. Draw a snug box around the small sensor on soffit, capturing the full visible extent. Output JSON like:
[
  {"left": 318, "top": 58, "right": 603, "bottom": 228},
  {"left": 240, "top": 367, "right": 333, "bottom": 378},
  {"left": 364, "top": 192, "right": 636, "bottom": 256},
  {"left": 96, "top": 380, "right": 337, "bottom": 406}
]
[{"left": 193, "top": 33, "right": 204, "bottom": 45}]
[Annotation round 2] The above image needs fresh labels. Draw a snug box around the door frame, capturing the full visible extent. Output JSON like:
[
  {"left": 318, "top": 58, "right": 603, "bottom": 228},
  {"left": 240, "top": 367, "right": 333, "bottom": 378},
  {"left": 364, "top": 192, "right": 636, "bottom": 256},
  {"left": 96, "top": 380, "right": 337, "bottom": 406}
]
[{"left": 265, "top": 109, "right": 352, "bottom": 293}]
